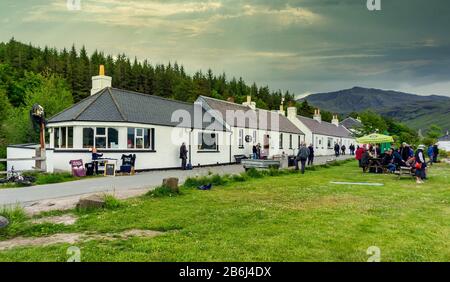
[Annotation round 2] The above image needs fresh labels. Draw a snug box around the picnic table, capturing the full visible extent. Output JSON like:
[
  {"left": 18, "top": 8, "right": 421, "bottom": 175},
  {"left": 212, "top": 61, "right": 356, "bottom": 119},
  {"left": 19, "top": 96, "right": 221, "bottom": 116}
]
[{"left": 367, "top": 157, "right": 383, "bottom": 173}]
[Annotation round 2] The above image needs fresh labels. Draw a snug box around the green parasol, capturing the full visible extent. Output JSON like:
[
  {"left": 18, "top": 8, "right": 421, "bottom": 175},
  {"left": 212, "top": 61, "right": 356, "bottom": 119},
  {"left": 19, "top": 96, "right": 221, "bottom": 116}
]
[{"left": 356, "top": 133, "right": 394, "bottom": 144}]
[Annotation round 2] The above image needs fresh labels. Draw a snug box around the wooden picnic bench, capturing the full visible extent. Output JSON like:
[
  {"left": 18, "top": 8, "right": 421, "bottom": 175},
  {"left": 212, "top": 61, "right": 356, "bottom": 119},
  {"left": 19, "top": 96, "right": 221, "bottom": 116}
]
[{"left": 396, "top": 166, "right": 414, "bottom": 179}]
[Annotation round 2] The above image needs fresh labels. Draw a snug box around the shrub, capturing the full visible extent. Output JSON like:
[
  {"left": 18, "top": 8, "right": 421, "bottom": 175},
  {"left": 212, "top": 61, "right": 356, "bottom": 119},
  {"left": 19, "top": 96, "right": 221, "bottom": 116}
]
[
  {"left": 0, "top": 205, "right": 27, "bottom": 236},
  {"left": 439, "top": 149, "right": 449, "bottom": 158},
  {"left": 245, "top": 168, "right": 264, "bottom": 178},
  {"left": 34, "top": 172, "right": 75, "bottom": 185},
  {"left": 147, "top": 185, "right": 180, "bottom": 198},
  {"left": 104, "top": 195, "right": 123, "bottom": 209},
  {"left": 183, "top": 174, "right": 229, "bottom": 188}
]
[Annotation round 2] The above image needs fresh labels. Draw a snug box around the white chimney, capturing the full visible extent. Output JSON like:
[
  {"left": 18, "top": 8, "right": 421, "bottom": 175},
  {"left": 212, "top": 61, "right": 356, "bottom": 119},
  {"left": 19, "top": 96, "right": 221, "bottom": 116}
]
[
  {"left": 287, "top": 106, "right": 297, "bottom": 120},
  {"left": 278, "top": 104, "right": 286, "bottom": 116},
  {"left": 332, "top": 114, "right": 339, "bottom": 126},
  {"left": 313, "top": 109, "right": 322, "bottom": 123},
  {"left": 91, "top": 65, "right": 112, "bottom": 95},
  {"left": 242, "top": 95, "right": 256, "bottom": 110}
]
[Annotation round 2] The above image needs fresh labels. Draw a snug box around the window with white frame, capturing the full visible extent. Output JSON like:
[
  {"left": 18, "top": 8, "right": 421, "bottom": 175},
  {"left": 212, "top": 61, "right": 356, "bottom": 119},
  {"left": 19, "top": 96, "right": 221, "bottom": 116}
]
[
  {"left": 95, "top": 127, "right": 107, "bottom": 148},
  {"left": 289, "top": 134, "right": 293, "bottom": 149},
  {"left": 53, "top": 127, "right": 73, "bottom": 149},
  {"left": 327, "top": 137, "right": 333, "bottom": 149},
  {"left": 127, "top": 128, "right": 154, "bottom": 150},
  {"left": 298, "top": 135, "right": 301, "bottom": 148},
  {"left": 198, "top": 132, "right": 218, "bottom": 151},
  {"left": 238, "top": 129, "right": 244, "bottom": 148},
  {"left": 81, "top": 127, "right": 121, "bottom": 149}
]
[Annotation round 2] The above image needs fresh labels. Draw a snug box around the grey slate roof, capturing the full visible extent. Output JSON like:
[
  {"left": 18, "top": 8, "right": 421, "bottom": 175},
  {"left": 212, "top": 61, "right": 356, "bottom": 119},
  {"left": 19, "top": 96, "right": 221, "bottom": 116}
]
[
  {"left": 297, "top": 115, "right": 353, "bottom": 138},
  {"left": 198, "top": 96, "right": 304, "bottom": 135},
  {"left": 439, "top": 133, "right": 450, "bottom": 142},
  {"left": 340, "top": 117, "right": 362, "bottom": 130},
  {"left": 48, "top": 88, "right": 226, "bottom": 131}
]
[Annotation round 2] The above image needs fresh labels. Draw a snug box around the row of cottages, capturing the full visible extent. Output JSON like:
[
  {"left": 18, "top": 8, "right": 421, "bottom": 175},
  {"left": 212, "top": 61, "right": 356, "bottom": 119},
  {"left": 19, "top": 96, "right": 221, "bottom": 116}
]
[
  {"left": 7, "top": 67, "right": 305, "bottom": 173},
  {"left": 287, "top": 109, "right": 356, "bottom": 156}
]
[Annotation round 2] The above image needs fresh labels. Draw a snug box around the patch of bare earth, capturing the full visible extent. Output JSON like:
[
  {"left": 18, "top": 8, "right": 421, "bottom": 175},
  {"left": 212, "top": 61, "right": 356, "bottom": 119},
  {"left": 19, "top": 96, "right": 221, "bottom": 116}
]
[
  {"left": 0, "top": 229, "right": 163, "bottom": 251},
  {"left": 24, "top": 188, "right": 149, "bottom": 216},
  {"left": 32, "top": 214, "right": 77, "bottom": 226}
]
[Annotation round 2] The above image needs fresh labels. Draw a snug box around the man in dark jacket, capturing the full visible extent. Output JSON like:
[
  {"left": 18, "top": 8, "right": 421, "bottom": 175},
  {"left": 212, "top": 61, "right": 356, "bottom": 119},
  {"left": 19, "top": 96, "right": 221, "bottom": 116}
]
[
  {"left": 432, "top": 144, "right": 439, "bottom": 163},
  {"left": 296, "top": 143, "right": 310, "bottom": 174},
  {"left": 307, "top": 144, "right": 314, "bottom": 166},
  {"left": 334, "top": 143, "right": 340, "bottom": 157},
  {"left": 180, "top": 142, "right": 188, "bottom": 170}
]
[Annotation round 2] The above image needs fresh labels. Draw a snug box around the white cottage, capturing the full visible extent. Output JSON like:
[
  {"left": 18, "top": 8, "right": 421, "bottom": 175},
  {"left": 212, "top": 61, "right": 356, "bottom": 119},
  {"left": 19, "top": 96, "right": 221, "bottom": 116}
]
[
  {"left": 437, "top": 131, "right": 450, "bottom": 152},
  {"left": 7, "top": 67, "right": 304, "bottom": 172},
  {"left": 286, "top": 107, "right": 356, "bottom": 156},
  {"left": 197, "top": 96, "right": 305, "bottom": 158}
]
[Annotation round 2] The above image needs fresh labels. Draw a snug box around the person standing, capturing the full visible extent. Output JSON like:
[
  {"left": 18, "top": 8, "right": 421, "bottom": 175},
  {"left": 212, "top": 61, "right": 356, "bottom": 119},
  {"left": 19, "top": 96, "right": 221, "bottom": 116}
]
[
  {"left": 432, "top": 144, "right": 439, "bottom": 163},
  {"left": 427, "top": 144, "right": 434, "bottom": 165},
  {"left": 91, "top": 147, "right": 103, "bottom": 175},
  {"left": 256, "top": 143, "right": 261, "bottom": 159},
  {"left": 179, "top": 142, "right": 188, "bottom": 170},
  {"left": 307, "top": 144, "right": 314, "bottom": 166},
  {"left": 355, "top": 145, "right": 364, "bottom": 167},
  {"left": 296, "top": 143, "right": 310, "bottom": 174},
  {"left": 252, "top": 145, "right": 258, "bottom": 159},
  {"left": 334, "top": 143, "right": 340, "bottom": 157},
  {"left": 415, "top": 145, "right": 427, "bottom": 184},
  {"left": 341, "top": 144, "right": 346, "bottom": 155}
]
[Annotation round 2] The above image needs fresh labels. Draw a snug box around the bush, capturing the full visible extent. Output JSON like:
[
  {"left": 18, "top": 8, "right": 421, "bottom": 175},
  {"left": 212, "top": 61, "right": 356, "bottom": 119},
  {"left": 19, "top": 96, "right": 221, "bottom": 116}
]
[
  {"left": 0, "top": 205, "right": 27, "bottom": 236},
  {"left": 245, "top": 168, "right": 264, "bottom": 178},
  {"left": 147, "top": 185, "right": 180, "bottom": 198},
  {"left": 439, "top": 149, "right": 449, "bottom": 158},
  {"left": 184, "top": 174, "right": 230, "bottom": 188},
  {"left": 104, "top": 195, "right": 123, "bottom": 209},
  {"left": 34, "top": 172, "right": 75, "bottom": 185}
]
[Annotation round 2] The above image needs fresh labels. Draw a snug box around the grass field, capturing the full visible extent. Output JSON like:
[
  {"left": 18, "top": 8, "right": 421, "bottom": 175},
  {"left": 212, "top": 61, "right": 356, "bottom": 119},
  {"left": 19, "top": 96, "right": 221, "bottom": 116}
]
[{"left": 0, "top": 161, "right": 449, "bottom": 262}]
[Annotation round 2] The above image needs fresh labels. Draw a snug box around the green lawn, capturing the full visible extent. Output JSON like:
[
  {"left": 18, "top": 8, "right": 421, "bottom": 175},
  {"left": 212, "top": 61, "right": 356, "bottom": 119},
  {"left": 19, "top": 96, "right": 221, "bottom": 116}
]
[{"left": 0, "top": 161, "right": 449, "bottom": 262}]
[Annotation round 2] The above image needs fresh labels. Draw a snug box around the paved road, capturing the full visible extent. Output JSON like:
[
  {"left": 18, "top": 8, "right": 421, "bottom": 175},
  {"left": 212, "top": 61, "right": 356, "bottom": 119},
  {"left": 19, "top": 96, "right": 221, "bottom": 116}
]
[{"left": 0, "top": 155, "right": 353, "bottom": 207}]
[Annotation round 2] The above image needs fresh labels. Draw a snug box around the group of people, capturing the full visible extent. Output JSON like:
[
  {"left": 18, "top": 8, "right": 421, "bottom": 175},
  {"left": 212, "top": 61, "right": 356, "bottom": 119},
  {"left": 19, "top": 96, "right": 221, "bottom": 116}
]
[
  {"left": 333, "top": 143, "right": 356, "bottom": 157},
  {"left": 355, "top": 142, "right": 439, "bottom": 184},
  {"left": 252, "top": 144, "right": 263, "bottom": 160}
]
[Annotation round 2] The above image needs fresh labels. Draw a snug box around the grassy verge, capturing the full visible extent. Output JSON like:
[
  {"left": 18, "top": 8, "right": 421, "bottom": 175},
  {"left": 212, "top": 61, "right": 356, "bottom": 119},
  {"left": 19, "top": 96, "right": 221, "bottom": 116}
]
[
  {"left": 0, "top": 160, "right": 449, "bottom": 262},
  {"left": 0, "top": 172, "right": 103, "bottom": 189}
]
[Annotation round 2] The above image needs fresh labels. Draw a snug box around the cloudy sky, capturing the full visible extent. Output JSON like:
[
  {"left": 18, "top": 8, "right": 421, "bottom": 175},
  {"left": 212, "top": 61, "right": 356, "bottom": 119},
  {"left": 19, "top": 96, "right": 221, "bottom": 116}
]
[{"left": 1, "top": 0, "right": 450, "bottom": 97}]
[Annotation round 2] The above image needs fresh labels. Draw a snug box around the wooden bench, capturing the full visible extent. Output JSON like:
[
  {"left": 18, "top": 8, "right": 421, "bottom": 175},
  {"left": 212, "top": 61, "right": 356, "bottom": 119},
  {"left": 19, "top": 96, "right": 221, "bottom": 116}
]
[{"left": 397, "top": 166, "right": 414, "bottom": 179}]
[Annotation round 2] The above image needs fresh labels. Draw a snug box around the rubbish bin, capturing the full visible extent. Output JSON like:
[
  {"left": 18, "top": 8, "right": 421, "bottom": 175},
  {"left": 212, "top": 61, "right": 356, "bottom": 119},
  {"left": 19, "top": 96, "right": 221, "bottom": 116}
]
[
  {"left": 85, "top": 162, "right": 94, "bottom": 176},
  {"left": 288, "top": 155, "right": 296, "bottom": 167}
]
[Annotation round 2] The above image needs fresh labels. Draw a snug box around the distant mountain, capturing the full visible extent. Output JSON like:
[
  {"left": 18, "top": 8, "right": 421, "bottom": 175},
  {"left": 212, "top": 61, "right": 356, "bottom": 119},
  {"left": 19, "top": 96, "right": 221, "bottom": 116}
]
[{"left": 300, "top": 87, "right": 450, "bottom": 131}]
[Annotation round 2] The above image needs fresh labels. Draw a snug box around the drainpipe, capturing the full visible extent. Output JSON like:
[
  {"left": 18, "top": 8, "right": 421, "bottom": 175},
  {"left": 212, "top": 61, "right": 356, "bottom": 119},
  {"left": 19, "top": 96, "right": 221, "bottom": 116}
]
[
  {"left": 189, "top": 127, "right": 193, "bottom": 165},
  {"left": 229, "top": 130, "right": 233, "bottom": 163}
]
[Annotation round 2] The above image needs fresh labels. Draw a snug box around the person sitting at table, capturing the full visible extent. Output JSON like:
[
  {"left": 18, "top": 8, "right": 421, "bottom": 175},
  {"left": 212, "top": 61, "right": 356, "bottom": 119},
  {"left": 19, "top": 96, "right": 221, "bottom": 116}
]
[
  {"left": 392, "top": 147, "right": 406, "bottom": 168},
  {"left": 382, "top": 149, "right": 396, "bottom": 173},
  {"left": 91, "top": 147, "right": 103, "bottom": 175}
]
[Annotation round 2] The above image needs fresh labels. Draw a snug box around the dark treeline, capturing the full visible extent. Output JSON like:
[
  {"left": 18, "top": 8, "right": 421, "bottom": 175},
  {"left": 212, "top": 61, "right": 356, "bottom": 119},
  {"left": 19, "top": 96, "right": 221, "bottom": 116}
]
[{"left": 0, "top": 38, "right": 301, "bottom": 110}]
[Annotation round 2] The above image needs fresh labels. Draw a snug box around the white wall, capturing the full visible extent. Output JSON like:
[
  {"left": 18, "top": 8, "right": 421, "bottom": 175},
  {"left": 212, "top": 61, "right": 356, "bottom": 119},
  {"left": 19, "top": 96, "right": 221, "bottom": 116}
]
[
  {"left": 437, "top": 141, "right": 450, "bottom": 152},
  {"left": 286, "top": 115, "right": 356, "bottom": 156},
  {"left": 45, "top": 122, "right": 234, "bottom": 172},
  {"left": 6, "top": 146, "right": 37, "bottom": 172}
]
